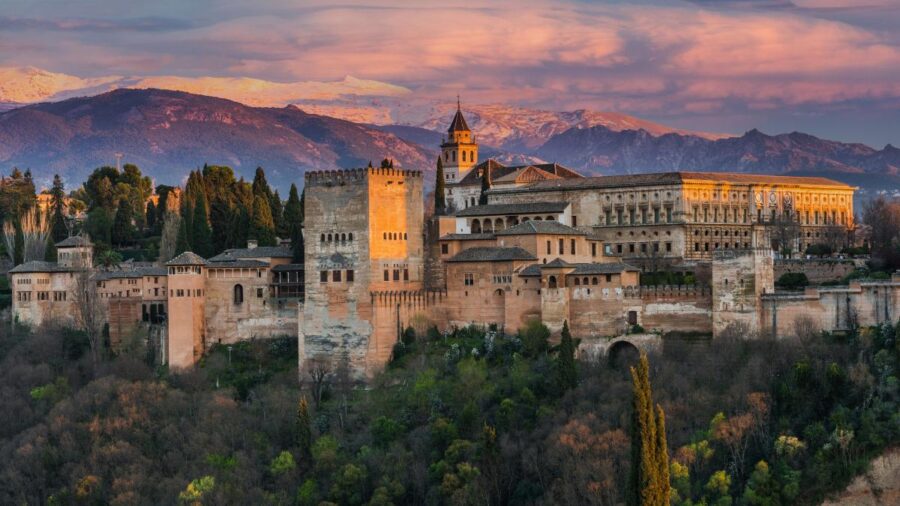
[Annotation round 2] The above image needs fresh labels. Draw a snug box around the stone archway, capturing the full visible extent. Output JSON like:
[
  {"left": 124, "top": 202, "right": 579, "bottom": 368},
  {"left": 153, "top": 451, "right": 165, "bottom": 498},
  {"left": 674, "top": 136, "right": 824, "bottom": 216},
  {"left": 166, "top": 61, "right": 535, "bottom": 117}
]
[{"left": 607, "top": 340, "right": 640, "bottom": 368}]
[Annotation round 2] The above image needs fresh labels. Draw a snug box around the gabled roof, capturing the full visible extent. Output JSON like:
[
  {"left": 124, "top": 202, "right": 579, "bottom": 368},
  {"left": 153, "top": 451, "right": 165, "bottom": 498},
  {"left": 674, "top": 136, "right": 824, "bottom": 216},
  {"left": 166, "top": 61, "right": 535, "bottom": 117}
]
[
  {"left": 447, "top": 246, "right": 536, "bottom": 263},
  {"left": 492, "top": 166, "right": 562, "bottom": 185},
  {"left": 165, "top": 251, "right": 207, "bottom": 266},
  {"left": 543, "top": 258, "right": 571, "bottom": 268},
  {"left": 456, "top": 160, "right": 583, "bottom": 187},
  {"left": 9, "top": 261, "right": 75, "bottom": 274},
  {"left": 209, "top": 246, "right": 293, "bottom": 261},
  {"left": 455, "top": 202, "right": 569, "bottom": 217},
  {"left": 439, "top": 233, "right": 496, "bottom": 241},
  {"left": 56, "top": 236, "right": 91, "bottom": 248},
  {"left": 518, "top": 261, "right": 639, "bottom": 277},
  {"left": 447, "top": 107, "right": 470, "bottom": 133},
  {"left": 496, "top": 220, "right": 584, "bottom": 236}
]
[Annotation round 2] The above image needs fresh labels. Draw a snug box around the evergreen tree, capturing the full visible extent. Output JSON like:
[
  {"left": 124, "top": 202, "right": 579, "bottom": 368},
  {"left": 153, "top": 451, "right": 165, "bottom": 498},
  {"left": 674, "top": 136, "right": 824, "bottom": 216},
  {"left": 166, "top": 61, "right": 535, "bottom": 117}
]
[
  {"left": 146, "top": 200, "right": 157, "bottom": 232},
  {"left": 49, "top": 174, "right": 68, "bottom": 242},
  {"left": 292, "top": 226, "right": 304, "bottom": 263},
  {"left": 112, "top": 197, "right": 135, "bottom": 246},
  {"left": 283, "top": 184, "right": 303, "bottom": 233},
  {"left": 434, "top": 157, "right": 446, "bottom": 215},
  {"left": 627, "top": 352, "right": 670, "bottom": 506},
  {"left": 175, "top": 217, "right": 190, "bottom": 257},
  {"left": 555, "top": 320, "right": 578, "bottom": 393},
  {"left": 250, "top": 195, "right": 277, "bottom": 246},
  {"left": 191, "top": 197, "right": 214, "bottom": 257},
  {"left": 271, "top": 189, "right": 285, "bottom": 238},
  {"left": 252, "top": 167, "right": 274, "bottom": 201},
  {"left": 44, "top": 234, "right": 57, "bottom": 262},
  {"left": 479, "top": 164, "right": 491, "bottom": 205},
  {"left": 296, "top": 396, "right": 312, "bottom": 459}
]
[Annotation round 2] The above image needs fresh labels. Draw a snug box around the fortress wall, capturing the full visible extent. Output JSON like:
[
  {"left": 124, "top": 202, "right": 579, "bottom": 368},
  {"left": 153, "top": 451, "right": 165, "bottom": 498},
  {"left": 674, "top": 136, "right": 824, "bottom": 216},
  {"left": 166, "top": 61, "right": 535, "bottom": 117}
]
[
  {"left": 640, "top": 285, "right": 713, "bottom": 334},
  {"left": 775, "top": 259, "right": 856, "bottom": 284}
]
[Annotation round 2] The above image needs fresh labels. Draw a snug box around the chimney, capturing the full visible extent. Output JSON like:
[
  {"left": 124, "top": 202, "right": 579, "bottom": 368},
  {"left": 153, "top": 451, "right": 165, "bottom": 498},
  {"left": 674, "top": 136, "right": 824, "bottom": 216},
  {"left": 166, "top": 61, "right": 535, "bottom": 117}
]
[{"left": 247, "top": 239, "right": 258, "bottom": 250}]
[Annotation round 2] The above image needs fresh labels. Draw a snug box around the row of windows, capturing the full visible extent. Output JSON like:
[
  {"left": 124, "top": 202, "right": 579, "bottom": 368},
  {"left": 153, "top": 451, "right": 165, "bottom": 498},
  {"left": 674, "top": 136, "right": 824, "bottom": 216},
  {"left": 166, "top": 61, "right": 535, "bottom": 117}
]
[
  {"left": 232, "top": 284, "right": 266, "bottom": 304},
  {"left": 383, "top": 232, "right": 407, "bottom": 241},
  {"left": 694, "top": 229, "right": 750, "bottom": 237},
  {"left": 492, "top": 274, "right": 512, "bottom": 284},
  {"left": 169, "top": 266, "right": 202, "bottom": 275},
  {"left": 693, "top": 242, "right": 751, "bottom": 252},
  {"left": 613, "top": 242, "right": 674, "bottom": 254},
  {"left": 603, "top": 207, "right": 674, "bottom": 226},
  {"left": 16, "top": 290, "right": 68, "bottom": 301},
  {"left": 464, "top": 274, "right": 616, "bottom": 288},
  {"left": 603, "top": 191, "right": 676, "bottom": 202},
  {"left": 320, "top": 270, "right": 355, "bottom": 283},
  {"left": 383, "top": 269, "right": 409, "bottom": 282},
  {"left": 321, "top": 232, "right": 354, "bottom": 243},
  {"left": 171, "top": 288, "right": 205, "bottom": 297},
  {"left": 444, "top": 150, "right": 475, "bottom": 163}
]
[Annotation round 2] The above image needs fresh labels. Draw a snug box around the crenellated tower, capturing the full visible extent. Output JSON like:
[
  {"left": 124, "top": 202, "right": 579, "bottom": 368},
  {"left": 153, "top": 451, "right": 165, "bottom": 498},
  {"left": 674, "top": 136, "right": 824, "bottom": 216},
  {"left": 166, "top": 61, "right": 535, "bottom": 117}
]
[{"left": 440, "top": 98, "right": 478, "bottom": 183}]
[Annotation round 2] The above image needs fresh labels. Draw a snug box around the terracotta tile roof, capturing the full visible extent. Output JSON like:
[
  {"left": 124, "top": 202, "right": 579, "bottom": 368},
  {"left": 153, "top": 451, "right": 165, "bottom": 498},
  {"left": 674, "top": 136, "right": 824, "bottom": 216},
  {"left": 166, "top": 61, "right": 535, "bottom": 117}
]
[
  {"left": 56, "top": 236, "right": 91, "bottom": 247},
  {"left": 455, "top": 202, "right": 569, "bottom": 217},
  {"left": 165, "top": 251, "right": 207, "bottom": 266},
  {"left": 455, "top": 159, "right": 582, "bottom": 187},
  {"left": 9, "top": 261, "right": 75, "bottom": 273},
  {"left": 447, "top": 246, "right": 536, "bottom": 263},
  {"left": 439, "top": 233, "right": 497, "bottom": 241},
  {"left": 496, "top": 220, "right": 584, "bottom": 236},
  {"left": 492, "top": 171, "right": 853, "bottom": 194}
]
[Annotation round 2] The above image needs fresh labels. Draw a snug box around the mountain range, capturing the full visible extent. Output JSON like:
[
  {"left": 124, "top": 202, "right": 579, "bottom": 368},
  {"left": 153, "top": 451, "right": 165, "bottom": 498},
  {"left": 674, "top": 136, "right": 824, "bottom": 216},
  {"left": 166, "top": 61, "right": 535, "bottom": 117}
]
[{"left": 0, "top": 83, "right": 899, "bottom": 191}]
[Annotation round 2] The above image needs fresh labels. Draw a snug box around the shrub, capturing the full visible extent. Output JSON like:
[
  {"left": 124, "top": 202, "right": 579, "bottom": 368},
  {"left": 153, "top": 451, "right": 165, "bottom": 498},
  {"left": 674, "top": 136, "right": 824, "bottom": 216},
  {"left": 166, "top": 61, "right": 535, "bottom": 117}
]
[{"left": 776, "top": 272, "right": 809, "bottom": 290}]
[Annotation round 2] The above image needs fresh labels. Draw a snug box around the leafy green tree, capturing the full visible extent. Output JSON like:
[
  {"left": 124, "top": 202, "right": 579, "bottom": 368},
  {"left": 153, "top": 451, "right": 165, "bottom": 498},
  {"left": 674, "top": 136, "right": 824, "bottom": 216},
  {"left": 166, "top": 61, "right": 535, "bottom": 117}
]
[
  {"left": 250, "top": 194, "right": 277, "bottom": 247},
  {"left": 435, "top": 156, "right": 446, "bottom": 215},
  {"left": 85, "top": 207, "right": 113, "bottom": 246},
  {"left": 518, "top": 319, "right": 550, "bottom": 357},
  {"left": 555, "top": 320, "right": 578, "bottom": 392},
  {"left": 49, "top": 174, "right": 68, "bottom": 242},
  {"left": 191, "top": 197, "right": 214, "bottom": 257},
  {"left": 112, "top": 198, "right": 135, "bottom": 246},
  {"left": 628, "top": 352, "right": 670, "bottom": 506}
]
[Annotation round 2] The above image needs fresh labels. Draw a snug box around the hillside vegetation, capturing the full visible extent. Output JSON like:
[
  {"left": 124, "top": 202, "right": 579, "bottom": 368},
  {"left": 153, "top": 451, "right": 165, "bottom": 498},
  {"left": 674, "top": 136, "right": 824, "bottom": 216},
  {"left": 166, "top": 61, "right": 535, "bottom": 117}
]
[{"left": 0, "top": 320, "right": 897, "bottom": 505}]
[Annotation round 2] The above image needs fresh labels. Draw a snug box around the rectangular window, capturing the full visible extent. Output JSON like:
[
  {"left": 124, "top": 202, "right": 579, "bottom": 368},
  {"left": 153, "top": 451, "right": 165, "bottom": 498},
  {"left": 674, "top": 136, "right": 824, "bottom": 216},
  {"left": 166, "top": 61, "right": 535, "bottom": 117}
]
[
  {"left": 558, "top": 239, "right": 564, "bottom": 255},
  {"left": 384, "top": 270, "right": 389, "bottom": 281},
  {"left": 257, "top": 288, "right": 263, "bottom": 298},
  {"left": 320, "top": 271, "right": 328, "bottom": 283},
  {"left": 333, "top": 270, "right": 342, "bottom": 282},
  {"left": 546, "top": 240, "right": 551, "bottom": 254},
  {"left": 464, "top": 273, "right": 474, "bottom": 286},
  {"left": 393, "top": 269, "right": 400, "bottom": 281},
  {"left": 403, "top": 269, "right": 409, "bottom": 281},
  {"left": 629, "top": 243, "right": 635, "bottom": 253},
  {"left": 346, "top": 270, "right": 354, "bottom": 282},
  {"left": 591, "top": 243, "right": 597, "bottom": 257},
  {"left": 572, "top": 215, "right": 577, "bottom": 227},
  {"left": 666, "top": 242, "right": 672, "bottom": 252},
  {"left": 605, "top": 274, "right": 612, "bottom": 282},
  {"left": 570, "top": 239, "right": 575, "bottom": 255},
  {"left": 441, "top": 244, "right": 449, "bottom": 254}
]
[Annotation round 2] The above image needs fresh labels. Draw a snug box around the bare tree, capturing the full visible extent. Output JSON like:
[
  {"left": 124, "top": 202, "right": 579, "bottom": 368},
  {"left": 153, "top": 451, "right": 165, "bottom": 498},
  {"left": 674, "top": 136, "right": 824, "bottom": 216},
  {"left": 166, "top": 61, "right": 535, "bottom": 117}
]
[
  {"left": 307, "top": 356, "right": 332, "bottom": 408},
  {"left": 769, "top": 212, "right": 801, "bottom": 258},
  {"left": 862, "top": 196, "right": 900, "bottom": 268},
  {"left": 70, "top": 239, "right": 105, "bottom": 373},
  {"left": 2, "top": 208, "right": 51, "bottom": 264},
  {"left": 823, "top": 223, "right": 849, "bottom": 254}
]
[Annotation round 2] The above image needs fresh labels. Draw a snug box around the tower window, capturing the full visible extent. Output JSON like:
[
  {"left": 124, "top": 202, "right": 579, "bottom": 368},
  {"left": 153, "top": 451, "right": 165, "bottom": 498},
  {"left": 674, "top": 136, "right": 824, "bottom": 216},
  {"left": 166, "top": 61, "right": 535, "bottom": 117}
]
[{"left": 233, "top": 284, "right": 244, "bottom": 304}]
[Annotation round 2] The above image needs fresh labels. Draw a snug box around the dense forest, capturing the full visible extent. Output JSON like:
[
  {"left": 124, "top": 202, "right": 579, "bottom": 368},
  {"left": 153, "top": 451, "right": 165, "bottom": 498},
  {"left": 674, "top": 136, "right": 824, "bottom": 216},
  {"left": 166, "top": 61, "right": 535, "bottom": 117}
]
[{"left": 0, "top": 317, "right": 896, "bottom": 505}]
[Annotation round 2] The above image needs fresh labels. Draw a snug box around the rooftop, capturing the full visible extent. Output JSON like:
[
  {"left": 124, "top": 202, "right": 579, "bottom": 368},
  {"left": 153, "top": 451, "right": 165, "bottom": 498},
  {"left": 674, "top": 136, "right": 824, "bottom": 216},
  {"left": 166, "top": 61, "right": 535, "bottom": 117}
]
[
  {"left": 455, "top": 201, "right": 569, "bottom": 217},
  {"left": 439, "top": 233, "right": 496, "bottom": 241},
  {"left": 206, "top": 259, "right": 270, "bottom": 269},
  {"left": 95, "top": 266, "right": 168, "bottom": 280},
  {"left": 518, "top": 261, "right": 639, "bottom": 277},
  {"left": 9, "top": 261, "right": 75, "bottom": 274},
  {"left": 447, "top": 104, "right": 470, "bottom": 134},
  {"left": 272, "top": 263, "right": 304, "bottom": 272},
  {"left": 209, "top": 246, "right": 293, "bottom": 261},
  {"left": 447, "top": 246, "right": 536, "bottom": 263},
  {"left": 491, "top": 171, "right": 854, "bottom": 194},
  {"left": 496, "top": 220, "right": 584, "bottom": 236},
  {"left": 456, "top": 160, "right": 582, "bottom": 187},
  {"left": 166, "top": 251, "right": 208, "bottom": 266},
  {"left": 56, "top": 236, "right": 91, "bottom": 248}
]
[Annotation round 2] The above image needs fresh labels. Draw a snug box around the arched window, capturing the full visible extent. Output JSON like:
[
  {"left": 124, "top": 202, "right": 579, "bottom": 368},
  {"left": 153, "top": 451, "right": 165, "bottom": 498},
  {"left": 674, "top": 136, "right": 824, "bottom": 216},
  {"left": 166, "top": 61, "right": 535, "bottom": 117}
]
[
  {"left": 327, "top": 233, "right": 332, "bottom": 242},
  {"left": 592, "top": 277, "right": 598, "bottom": 285},
  {"left": 320, "top": 234, "right": 325, "bottom": 242},
  {"left": 574, "top": 278, "right": 580, "bottom": 286},
  {"left": 548, "top": 276, "right": 558, "bottom": 289},
  {"left": 341, "top": 233, "right": 346, "bottom": 242},
  {"left": 583, "top": 277, "right": 589, "bottom": 285},
  {"left": 462, "top": 151, "right": 467, "bottom": 162},
  {"left": 233, "top": 284, "right": 244, "bottom": 305},
  {"left": 348, "top": 233, "right": 353, "bottom": 241},
  {"left": 472, "top": 220, "right": 482, "bottom": 233}
]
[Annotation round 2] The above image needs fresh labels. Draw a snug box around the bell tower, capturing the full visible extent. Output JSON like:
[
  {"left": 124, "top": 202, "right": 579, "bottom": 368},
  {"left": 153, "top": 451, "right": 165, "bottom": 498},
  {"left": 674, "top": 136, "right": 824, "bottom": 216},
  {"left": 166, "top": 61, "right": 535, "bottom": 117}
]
[{"left": 440, "top": 97, "right": 478, "bottom": 183}]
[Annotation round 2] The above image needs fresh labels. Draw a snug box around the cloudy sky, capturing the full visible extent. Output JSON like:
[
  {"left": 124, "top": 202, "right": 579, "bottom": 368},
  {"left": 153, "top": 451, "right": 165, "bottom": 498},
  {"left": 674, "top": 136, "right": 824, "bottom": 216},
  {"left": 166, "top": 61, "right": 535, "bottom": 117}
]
[{"left": 2, "top": 0, "right": 899, "bottom": 146}]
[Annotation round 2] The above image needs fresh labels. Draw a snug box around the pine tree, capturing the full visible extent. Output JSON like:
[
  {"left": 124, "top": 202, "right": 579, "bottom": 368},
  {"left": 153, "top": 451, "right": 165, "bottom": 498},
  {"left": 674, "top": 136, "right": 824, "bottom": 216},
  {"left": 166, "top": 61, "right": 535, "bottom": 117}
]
[
  {"left": 49, "top": 174, "right": 68, "bottom": 242},
  {"left": 175, "top": 217, "right": 190, "bottom": 257},
  {"left": 434, "top": 157, "right": 446, "bottom": 215},
  {"left": 479, "top": 164, "right": 491, "bottom": 205},
  {"left": 296, "top": 396, "right": 312, "bottom": 459},
  {"left": 555, "top": 320, "right": 578, "bottom": 393},
  {"left": 191, "top": 196, "right": 214, "bottom": 257},
  {"left": 112, "top": 198, "right": 134, "bottom": 246},
  {"left": 250, "top": 194, "right": 277, "bottom": 246},
  {"left": 627, "top": 352, "right": 670, "bottom": 506}
]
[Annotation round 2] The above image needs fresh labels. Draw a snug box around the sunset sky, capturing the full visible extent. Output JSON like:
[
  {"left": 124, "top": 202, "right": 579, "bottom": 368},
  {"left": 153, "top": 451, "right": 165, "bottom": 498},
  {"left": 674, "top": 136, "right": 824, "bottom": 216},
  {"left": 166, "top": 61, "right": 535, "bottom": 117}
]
[{"left": 2, "top": 0, "right": 899, "bottom": 146}]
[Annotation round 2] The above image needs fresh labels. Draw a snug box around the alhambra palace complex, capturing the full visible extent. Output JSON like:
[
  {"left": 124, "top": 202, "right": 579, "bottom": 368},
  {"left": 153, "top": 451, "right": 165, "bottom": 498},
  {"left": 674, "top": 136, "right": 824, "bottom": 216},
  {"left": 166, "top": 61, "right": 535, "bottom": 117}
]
[{"left": 10, "top": 105, "right": 899, "bottom": 376}]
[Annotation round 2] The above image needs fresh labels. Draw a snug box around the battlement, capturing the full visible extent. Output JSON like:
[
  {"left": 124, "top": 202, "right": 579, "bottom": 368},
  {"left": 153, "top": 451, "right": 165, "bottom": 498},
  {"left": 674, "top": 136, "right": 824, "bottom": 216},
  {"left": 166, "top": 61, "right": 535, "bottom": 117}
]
[{"left": 304, "top": 168, "right": 423, "bottom": 187}]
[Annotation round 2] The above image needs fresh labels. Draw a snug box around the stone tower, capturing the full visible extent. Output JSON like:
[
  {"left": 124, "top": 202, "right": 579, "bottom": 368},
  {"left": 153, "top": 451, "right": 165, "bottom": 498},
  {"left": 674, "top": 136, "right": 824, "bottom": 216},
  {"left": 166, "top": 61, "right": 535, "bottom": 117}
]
[
  {"left": 440, "top": 99, "right": 478, "bottom": 183},
  {"left": 301, "top": 167, "right": 424, "bottom": 376},
  {"left": 165, "top": 251, "right": 207, "bottom": 369},
  {"left": 711, "top": 247, "right": 774, "bottom": 338}
]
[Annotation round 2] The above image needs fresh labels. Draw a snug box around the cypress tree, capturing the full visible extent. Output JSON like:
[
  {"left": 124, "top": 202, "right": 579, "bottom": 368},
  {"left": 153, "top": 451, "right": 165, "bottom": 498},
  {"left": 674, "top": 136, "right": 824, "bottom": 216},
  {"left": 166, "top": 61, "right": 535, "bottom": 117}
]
[
  {"left": 250, "top": 194, "right": 277, "bottom": 246},
  {"left": 175, "top": 217, "right": 190, "bottom": 257},
  {"left": 296, "top": 396, "right": 312, "bottom": 459},
  {"left": 284, "top": 184, "right": 303, "bottom": 231},
  {"left": 434, "top": 157, "right": 446, "bottom": 215},
  {"left": 191, "top": 197, "right": 214, "bottom": 257},
  {"left": 49, "top": 174, "right": 68, "bottom": 242},
  {"left": 628, "top": 352, "right": 670, "bottom": 506},
  {"left": 252, "top": 167, "right": 274, "bottom": 201},
  {"left": 479, "top": 164, "right": 491, "bottom": 205},
  {"left": 271, "top": 189, "right": 286, "bottom": 238},
  {"left": 555, "top": 320, "right": 578, "bottom": 393},
  {"left": 44, "top": 234, "right": 57, "bottom": 262},
  {"left": 146, "top": 200, "right": 157, "bottom": 232},
  {"left": 112, "top": 198, "right": 134, "bottom": 247}
]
